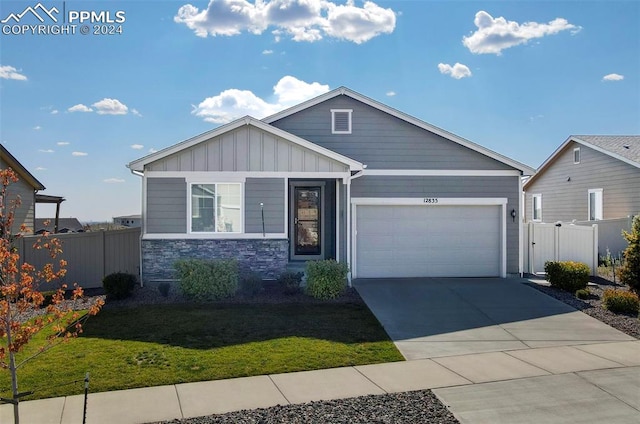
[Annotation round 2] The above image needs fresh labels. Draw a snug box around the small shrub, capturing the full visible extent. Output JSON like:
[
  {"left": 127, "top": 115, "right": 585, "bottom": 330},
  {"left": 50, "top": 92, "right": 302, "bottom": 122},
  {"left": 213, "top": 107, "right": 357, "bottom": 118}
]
[
  {"left": 602, "top": 289, "right": 640, "bottom": 314},
  {"left": 277, "top": 271, "right": 304, "bottom": 295},
  {"left": 103, "top": 272, "right": 137, "bottom": 300},
  {"left": 575, "top": 288, "right": 590, "bottom": 300},
  {"left": 305, "top": 260, "right": 349, "bottom": 300},
  {"left": 41, "top": 290, "right": 57, "bottom": 307},
  {"left": 544, "top": 261, "right": 590, "bottom": 293},
  {"left": 239, "top": 271, "right": 263, "bottom": 297},
  {"left": 619, "top": 215, "right": 640, "bottom": 294},
  {"left": 174, "top": 259, "right": 238, "bottom": 301},
  {"left": 158, "top": 282, "right": 171, "bottom": 298}
]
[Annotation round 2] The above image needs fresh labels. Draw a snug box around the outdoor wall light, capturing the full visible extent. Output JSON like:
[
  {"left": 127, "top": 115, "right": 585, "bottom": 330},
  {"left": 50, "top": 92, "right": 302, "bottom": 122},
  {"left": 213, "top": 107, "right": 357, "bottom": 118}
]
[{"left": 510, "top": 209, "right": 517, "bottom": 222}]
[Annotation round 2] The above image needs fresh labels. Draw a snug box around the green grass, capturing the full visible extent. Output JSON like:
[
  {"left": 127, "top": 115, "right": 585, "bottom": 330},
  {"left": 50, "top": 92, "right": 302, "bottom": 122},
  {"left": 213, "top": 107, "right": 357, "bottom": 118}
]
[{"left": 0, "top": 302, "right": 403, "bottom": 400}]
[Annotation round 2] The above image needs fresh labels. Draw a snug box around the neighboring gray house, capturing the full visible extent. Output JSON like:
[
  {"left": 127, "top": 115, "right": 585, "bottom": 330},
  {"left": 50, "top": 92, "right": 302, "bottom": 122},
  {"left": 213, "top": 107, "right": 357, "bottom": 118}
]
[
  {"left": 0, "top": 144, "right": 46, "bottom": 234},
  {"left": 128, "top": 87, "right": 534, "bottom": 283},
  {"left": 523, "top": 135, "right": 640, "bottom": 256},
  {"left": 114, "top": 214, "right": 142, "bottom": 228}
]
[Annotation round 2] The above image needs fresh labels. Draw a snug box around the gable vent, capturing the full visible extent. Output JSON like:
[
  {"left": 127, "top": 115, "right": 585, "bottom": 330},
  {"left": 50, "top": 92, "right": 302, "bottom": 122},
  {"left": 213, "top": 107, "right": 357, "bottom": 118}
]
[{"left": 331, "top": 109, "right": 352, "bottom": 134}]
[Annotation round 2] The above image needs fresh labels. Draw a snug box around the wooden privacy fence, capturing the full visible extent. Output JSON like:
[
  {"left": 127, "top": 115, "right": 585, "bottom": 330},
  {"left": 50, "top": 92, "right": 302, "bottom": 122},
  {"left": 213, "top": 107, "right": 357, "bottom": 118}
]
[
  {"left": 523, "top": 222, "right": 598, "bottom": 276},
  {"left": 15, "top": 228, "right": 141, "bottom": 289}
]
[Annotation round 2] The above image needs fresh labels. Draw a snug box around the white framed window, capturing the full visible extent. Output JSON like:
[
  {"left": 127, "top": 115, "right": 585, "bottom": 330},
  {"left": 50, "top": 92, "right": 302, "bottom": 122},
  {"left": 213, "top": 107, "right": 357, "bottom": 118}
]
[
  {"left": 532, "top": 194, "right": 542, "bottom": 221},
  {"left": 190, "top": 183, "right": 242, "bottom": 233},
  {"left": 331, "top": 109, "right": 352, "bottom": 134},
  {"left": 573, "top": 147, "right": 580, "bottom": 164},
  {"left": 588, "top": 188, "right": 603, "bottom": 221}
]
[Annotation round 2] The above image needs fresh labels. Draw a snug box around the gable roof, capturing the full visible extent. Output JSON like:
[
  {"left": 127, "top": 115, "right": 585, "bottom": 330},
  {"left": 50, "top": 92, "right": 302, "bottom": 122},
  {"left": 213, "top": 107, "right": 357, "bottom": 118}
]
[
  {"left": 524, "top": 135, "right": 640, "bottom": 188},
  {"left": 127, "top": 116, "right": 363, "bottom": 172},
  {"left": 0, "top": 144, "right": 45, "bottom": 190},
  {"left": 263, "top": 86, "right": 535, "bottom": 175}
]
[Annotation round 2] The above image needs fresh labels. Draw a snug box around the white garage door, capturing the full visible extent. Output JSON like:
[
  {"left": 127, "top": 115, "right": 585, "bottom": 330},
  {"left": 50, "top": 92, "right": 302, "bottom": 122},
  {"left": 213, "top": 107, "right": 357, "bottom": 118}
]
[{"left": 355, "top": 205, "right": 501, "bottom": 278}]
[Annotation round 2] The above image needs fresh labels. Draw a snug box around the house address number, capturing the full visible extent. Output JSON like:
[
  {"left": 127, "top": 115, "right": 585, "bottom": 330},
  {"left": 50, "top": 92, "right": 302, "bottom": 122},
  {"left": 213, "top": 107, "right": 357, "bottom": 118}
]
[{"left": 423, "top": 198, "right": 439, "bottom": 204}]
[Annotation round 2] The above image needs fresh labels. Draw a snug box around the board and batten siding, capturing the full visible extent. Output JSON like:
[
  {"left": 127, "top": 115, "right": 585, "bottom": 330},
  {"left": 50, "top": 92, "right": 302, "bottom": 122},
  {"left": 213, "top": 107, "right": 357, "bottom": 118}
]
[
  {"left": 0, "top": 157, "right": 36, "bottom": 234},
  {"left": 146, "top": 178, "right": 187, "bottom": 233},
  {"left": 269, "top": 95, "right": 513, "bottom": 171},
  {"left": 351, "top": 175, "right": 521, "bottom": 274},
  {"left": 525, "top": 142, "right": 640, "bottom": 222},
  {"left": 145, "top": 124, "right": 348, "bottom": 173},
  {"left": 245, "top": 178, "right": 285, "bottom": 233}
]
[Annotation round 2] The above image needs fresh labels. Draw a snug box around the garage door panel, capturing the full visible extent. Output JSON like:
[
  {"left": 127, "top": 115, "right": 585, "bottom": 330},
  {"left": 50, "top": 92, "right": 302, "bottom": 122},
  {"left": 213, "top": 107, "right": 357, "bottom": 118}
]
[{"left": 356, "top": 204, "right": 501, "bottom": 278}]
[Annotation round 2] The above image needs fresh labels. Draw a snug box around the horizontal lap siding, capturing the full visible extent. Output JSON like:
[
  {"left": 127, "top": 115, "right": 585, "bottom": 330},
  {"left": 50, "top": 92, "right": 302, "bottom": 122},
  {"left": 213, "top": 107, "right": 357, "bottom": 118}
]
[
  {"left": 270, "top": 96, "right": 512, "bottom": 171},
  {"left": 146, "top": 178, "right": 187, "bottom": 233},
  {"left": 352, "top": 175, "right": 520, "bottom": 274},
  {"left": 245, "top": 178, "right": 285, "bottom": 233},
  {"left": 525, "top": 142, "right": 640, "bottom": 222}
]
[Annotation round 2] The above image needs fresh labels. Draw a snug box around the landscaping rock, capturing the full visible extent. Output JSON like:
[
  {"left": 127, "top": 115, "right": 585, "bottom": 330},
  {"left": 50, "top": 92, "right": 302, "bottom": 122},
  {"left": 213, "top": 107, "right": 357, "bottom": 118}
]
[{"left": 150, "top": 390, "right": 459, "bottom": 424}]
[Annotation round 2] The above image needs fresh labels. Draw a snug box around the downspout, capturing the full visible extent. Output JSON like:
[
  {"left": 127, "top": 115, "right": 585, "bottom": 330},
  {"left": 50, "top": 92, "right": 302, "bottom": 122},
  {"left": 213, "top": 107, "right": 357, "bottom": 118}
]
[
  {"left": 346, "top": 168, "right": 365, "bottom": 286},
  {"left": 129, "top": 167, "right": 144, "bottom": 286}
]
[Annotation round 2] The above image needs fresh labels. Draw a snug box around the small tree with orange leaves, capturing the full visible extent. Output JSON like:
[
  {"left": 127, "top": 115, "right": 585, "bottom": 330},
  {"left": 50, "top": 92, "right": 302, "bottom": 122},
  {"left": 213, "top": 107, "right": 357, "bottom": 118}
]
[{"left": 0, "top": 168, "right": 103, "bottom": 423}]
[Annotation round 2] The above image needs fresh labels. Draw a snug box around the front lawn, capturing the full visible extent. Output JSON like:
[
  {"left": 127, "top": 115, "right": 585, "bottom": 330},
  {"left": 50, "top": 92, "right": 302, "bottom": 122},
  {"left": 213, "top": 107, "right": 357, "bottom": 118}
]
[{"left": 0, "top": 302, "right": 402, "bottom": 400}]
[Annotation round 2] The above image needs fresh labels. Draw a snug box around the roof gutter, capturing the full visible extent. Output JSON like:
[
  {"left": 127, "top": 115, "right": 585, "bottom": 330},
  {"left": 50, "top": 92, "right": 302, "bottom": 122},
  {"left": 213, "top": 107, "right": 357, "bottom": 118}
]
[{"left": 345, "top": 168, "right": 366, "bottom": 285}]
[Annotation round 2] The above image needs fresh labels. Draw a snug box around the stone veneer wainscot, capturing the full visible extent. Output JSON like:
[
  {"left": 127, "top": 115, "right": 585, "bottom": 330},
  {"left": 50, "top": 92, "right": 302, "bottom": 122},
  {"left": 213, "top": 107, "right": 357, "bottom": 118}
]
[{"left": 142, "top": 239, "right": 289, "bottom": 282}]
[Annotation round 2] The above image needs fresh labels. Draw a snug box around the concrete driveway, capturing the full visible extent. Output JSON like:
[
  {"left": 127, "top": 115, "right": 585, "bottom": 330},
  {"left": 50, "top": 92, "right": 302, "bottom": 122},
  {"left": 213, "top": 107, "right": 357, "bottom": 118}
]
[{"left": 353, "top": 278, "right": 634, "bottom": 360}]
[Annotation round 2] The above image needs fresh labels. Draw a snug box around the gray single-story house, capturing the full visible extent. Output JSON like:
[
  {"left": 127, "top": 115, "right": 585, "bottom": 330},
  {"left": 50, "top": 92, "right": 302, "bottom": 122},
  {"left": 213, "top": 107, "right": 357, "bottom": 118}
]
[{"left": 128, "top": 87, "right": 534, "bottom": 283}]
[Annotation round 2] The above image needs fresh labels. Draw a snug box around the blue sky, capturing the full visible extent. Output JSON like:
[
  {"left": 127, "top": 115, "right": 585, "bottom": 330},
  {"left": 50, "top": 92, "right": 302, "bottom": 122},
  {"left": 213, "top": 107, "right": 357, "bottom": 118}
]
[{"left": 1, "top": 0, "right": 638, "bottom": 222}]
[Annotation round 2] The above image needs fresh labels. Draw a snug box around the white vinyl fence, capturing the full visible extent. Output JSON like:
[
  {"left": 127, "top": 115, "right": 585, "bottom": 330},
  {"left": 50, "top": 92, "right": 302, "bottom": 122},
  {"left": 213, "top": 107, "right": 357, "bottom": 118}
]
[
  {"left": 575, "top": 217, "right": 633, "bottom": 259},
  {"left": 523, "top": 222, "right": 598, "bottom": 276}
]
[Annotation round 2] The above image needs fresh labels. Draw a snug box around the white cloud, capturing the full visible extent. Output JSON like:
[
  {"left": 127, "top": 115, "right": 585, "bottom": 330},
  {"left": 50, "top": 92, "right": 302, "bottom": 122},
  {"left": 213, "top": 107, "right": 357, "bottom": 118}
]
[
  {"left": 262, "top": 49, "right": 274, "bottom": 54},
  {"left": 68, "top": 104, "right": 93, "bottom": 113},
  {"left": 463, "top": 11, "right": 579, "bottom": 55},
  {"left": 386, "top": 91, "right": 396, "bottom": 97},
  {"left": 131, "top": 144, "right": 144, "bottom": 150},
  {"left": 192, "top": 76, "right": 329, "bottom": 124},
  {"left": 148, "top": 148, "right": 158, "bottom": 153},
  {"left": 38, "top": 149, "right": 54, "bottom": 153},
  {"left": 92, "top": 98, "right": 129, "bottom": 115},
  {"left": 33, "top": 125, "right": 41, "bottom": 130},
  {"left": 51, "top": 109, "right": 59, "bottom": 114},
  {"left": 175, "top": 0, "right": 396, "bottom": 44},
  {"left": 438, "top": 62, "right": 472, "bottom": 79},
  {"left": 0, "top": 65, "right": 27, "bottom": 81},
  {"left": 131, "top": 108, "right": 143, "bottom": 117},
  {"left": 103, "top": 178, "right": 125, "bottom": 183},
  {"left": 57, "top": 141, "right": 70, "bottom": 146},
  {"left": 602, "top": 73, "right": 624, "bottom": 81},
  {"left": 72, "top": 151, "right": 88, "bottom": 157},
  {"left": 35, "top": 167, "right": 47, "bottom": 171}
]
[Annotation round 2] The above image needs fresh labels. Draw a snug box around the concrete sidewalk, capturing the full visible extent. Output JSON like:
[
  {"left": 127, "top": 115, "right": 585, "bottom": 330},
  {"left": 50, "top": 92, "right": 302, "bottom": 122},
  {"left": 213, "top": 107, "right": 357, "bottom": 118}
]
[{"left": 2, "top": 340, "right": 639, "bottom": 424}]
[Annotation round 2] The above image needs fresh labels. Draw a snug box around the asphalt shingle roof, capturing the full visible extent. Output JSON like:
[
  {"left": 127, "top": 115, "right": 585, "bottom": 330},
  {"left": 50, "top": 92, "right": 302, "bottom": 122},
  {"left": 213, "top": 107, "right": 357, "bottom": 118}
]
[{"left": 573, "top": 135, "right": 640, "bottom": 165}]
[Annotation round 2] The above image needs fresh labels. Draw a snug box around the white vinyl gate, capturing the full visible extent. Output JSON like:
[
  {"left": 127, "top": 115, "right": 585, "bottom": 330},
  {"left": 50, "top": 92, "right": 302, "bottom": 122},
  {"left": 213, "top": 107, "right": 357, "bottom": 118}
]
[{"left": 524, "top": 222, "right": 598, "bottom": 275}]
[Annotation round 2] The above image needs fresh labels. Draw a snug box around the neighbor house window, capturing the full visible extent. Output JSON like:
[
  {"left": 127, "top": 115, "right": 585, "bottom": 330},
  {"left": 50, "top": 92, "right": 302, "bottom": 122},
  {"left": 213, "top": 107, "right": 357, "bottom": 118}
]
[
  {"left": 532, "top": 194, "right": 542, "bottom": 221},
  {"left": 588, "top": 189, "right": 603, "bottom": 221},
  {"left": 331, "top": 109, "right": 352, "bottom": 134},
  {"left": 190, "top": 183, "right": 242, "bottom": 233},
  {"left": 573, "top": 147, "right": 580, "bottom": 164}
]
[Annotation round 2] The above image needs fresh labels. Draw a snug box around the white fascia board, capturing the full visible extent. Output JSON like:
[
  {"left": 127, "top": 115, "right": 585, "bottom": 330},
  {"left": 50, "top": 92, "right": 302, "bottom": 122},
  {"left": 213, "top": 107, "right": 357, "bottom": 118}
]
[
  {"left": 263, "top": 87, "right": 535, "bottom": 175},
  {"left": 351, "top": 197, "right": 508, "bottom": 206},
  {"left": 128, "top": 116, "right": 363, "bottom": 172},
  {"left": 572, "top": 136, "right": 640, "bottom": 170},
  {"left": 143, "top": 233, "right": 287, "bottom": 240},
  {"left": 144, "top": 171, "right": 351, "bottom": 180},
  {"left": 363, "top": 169, "right": 521, "bottom": 177}
]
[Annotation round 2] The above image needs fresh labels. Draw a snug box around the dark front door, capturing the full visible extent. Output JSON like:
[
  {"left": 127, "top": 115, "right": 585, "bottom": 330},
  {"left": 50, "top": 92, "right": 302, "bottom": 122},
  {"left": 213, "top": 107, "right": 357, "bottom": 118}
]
[{"left": 293, "top": 186, "right": 322, "bottom": 258}]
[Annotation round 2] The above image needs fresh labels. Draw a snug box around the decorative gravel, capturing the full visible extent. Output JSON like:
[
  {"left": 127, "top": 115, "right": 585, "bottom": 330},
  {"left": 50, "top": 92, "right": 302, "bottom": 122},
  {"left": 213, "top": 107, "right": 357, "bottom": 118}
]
[
  {"left": 150, "top": 390, "right": 459, "bottom": 424},
  {"left": 527, "top": 279, "right": 640, "bottom": 339}
]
